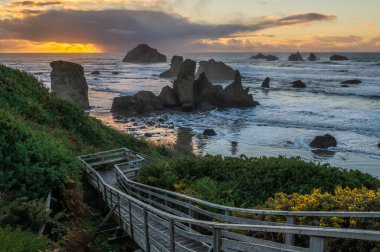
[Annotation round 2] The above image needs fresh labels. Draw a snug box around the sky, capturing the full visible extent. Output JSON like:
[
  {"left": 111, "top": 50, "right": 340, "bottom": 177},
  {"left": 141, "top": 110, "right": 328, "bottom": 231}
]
[{"left": 0, "top": 0, "right": 379, "bottom": 53}]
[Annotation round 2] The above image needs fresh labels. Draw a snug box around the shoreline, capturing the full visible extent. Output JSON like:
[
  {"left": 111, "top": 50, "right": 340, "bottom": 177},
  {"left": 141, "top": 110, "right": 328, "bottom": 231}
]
[{"left": 92, "top": 112, "right": 380, "bottom": 177}]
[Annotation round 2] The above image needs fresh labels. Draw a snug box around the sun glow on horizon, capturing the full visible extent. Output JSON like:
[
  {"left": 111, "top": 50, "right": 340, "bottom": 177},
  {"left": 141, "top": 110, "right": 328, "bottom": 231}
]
[{"left": 0, "top": 40, "right": 103, "bottom": 53}]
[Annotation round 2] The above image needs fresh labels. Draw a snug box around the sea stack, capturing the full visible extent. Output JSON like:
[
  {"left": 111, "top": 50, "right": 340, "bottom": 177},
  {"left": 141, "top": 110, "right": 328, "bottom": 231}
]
[
  {"left": 261, "top": 77, "right": 270, "bottom": 88},
  {"left": 330, "top": 55, "right": 349, "bottom": 61},
  {"left": 308, "top": 53, "right": 318, "bottom": 61},
  {"left": 50, "top": 60, "right": 89, "bottom": 109},
  {"left": 251, "top": 53, "right": 279, "bottom": 61},
  {"left": 292, "top": 80, "right": 306, "bottom": 88},
  {"left": 159, "top": 56, "right": 183, "bottom": 77},
  {"left": 173, "top": 59, "right": 197, "bottom": 106},
  {"left": 288, "top": 52, "right": 304, "bottom": 61},
  {"left": 195, "top": 59, "right": 236, "bottom": 81},
  {"left": 123, "top": 44, "right": 166, "bottom": 63}
]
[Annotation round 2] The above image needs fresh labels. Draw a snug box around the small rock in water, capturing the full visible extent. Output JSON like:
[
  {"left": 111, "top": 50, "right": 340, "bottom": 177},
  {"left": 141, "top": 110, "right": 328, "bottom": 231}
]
[
  {"left": 341, "top": 79, "right": 362, "bottom": 85},
  {"left": 340, "top": 84, "right": 349, "bottom": 88},
  {"left": 112, "top": 71, "right": 119, "bottom": 75},
  {"left": 133, "top": 122, "right": 138, "bottom": 126},
  {"left": 144, "top": 133, "right": 153, "bottom": 137},
  {"left": 310, "top": 134, "right": 337, "bottom": 149},
  {"left": 261, "top": 77, "right": 270, "bottom": 88},
  {"left": 378, "top": 143, "right": 380, "bottom": 148},
  {"left": 291, "top": 80, "right": 306, "bottom": 88},
  {"left": 203, "top": 129, "right": 217, "bottom": 136},
  {"left": 91, "top": 71, "right": 100, "bottom": 75}
]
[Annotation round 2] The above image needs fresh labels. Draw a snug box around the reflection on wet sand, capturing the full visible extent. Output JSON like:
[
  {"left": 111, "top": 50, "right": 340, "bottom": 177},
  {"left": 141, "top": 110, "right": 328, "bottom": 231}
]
[{"left": 175, "top": 127, "right": 194, "bottom": 155}]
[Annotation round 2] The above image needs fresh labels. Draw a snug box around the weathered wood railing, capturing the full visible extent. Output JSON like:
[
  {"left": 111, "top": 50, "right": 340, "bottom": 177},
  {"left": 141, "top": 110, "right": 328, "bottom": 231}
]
[{"left": 80, "top": 148, "right": 380, "bottom": 252}]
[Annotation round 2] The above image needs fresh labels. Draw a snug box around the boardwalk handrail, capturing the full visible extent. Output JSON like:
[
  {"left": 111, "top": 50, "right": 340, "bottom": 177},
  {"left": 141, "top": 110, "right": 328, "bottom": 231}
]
[
  {"left": 114, "top": 157, "right": 380, "bottom": 218},
  {"left": 80, "top": 148, "right": 380, "bottom": 252}
]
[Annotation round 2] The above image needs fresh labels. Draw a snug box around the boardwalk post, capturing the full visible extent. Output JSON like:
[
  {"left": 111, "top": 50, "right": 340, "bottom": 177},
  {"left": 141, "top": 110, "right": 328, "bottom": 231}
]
[
  {"left": 169, "top": 219, "right": 175, "bottom": 252},
  {"left": 213, "top": 228, "right": 221, "bottom": 252},
  {"left": 103, "top": 184, "right": 107, "bottom": 206},
  {"left": 110, "top": 188, "right": 113, "bottom": 206},
  {"left": 285, "top": 216, "right": 296, "bottom": 245},
  {"left": 143, "top": 207, "right": 150, "bottom": 252},
  {"left": 128, "top": 200, "right": 134, "bottom": 239},
  {"left": 310, "top": 236, "right": 328, "bottom": 252},
  {"left": 117, "top": 193, "right": 122, "bottom": 226},
  {"left": 96, "top": 176, "right": 101, "bottom": 207}
]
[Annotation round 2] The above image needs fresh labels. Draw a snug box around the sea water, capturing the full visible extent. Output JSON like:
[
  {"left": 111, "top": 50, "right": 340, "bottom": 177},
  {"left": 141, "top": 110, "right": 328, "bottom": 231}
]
[{"left": 1, "top": 52, "right": 379, "bottom": 176}]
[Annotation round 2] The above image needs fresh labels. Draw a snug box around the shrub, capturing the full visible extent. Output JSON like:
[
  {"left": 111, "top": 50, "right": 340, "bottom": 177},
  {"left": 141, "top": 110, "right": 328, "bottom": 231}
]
[
  {"left": 0, "top": 227, "right": 49, "bottom": 252},
  {"left": 262, "top": 187, "right": 380, "bottom": 251},
  {"left": 138, "top": 155, "right": 380, "bottom": 205}
]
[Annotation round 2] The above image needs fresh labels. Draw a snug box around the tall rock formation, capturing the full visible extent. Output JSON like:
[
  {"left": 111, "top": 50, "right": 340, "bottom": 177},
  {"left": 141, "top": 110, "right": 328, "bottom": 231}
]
[{"left": 50, "top": 60, "right": 89, "bottom": 109}]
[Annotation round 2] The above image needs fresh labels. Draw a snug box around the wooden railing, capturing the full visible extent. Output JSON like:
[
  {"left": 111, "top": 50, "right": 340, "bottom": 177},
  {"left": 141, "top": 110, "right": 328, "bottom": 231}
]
[{"left": 79, "top": 148, "right": 380, "bottom": 252}]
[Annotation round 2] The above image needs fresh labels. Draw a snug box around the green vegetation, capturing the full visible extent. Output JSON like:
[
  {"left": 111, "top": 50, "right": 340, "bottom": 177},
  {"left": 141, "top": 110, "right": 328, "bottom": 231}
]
[
  {"left": 139, "top": 155, "right": 380, "bottom": 251},
  {"left": 0, "top": 64, "right": 156, "bottom": 199},
  {"left": 0, "top": 227, "right": 49, "bottom": 252},
  {"left": 0, "top": 64, "right": 162, "bottom": 250},
  {"left": 138, "top": 155, "right": 380, "bottom": 206},
  {"left": 261, "top": 187, "right": 380, "bottom": 251}
]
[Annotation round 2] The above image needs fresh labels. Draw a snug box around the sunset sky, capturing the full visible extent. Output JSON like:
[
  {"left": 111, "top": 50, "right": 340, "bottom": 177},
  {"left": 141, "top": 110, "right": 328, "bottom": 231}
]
[{"left": 0, "top": 0, "right": 379, "bottom": 53}]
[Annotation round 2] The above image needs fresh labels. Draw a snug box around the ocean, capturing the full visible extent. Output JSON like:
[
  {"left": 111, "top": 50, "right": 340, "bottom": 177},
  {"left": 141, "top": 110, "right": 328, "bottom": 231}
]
[{"left": 1, "top": 52, "right": 379, "bottom": 176}]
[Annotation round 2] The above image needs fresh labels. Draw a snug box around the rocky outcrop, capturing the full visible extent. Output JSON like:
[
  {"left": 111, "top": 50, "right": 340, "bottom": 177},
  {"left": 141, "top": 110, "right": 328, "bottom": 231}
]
[
  {"left": 261, "top": 77, "right": 270, "bottom": 88},
  {"left": 195, "top": 59, "right": 236, "bottom": 81},
  {"left": 341, "top": 79, "right": 362, "bottom": 84},
  {"left": 224, "top": 71, "right": 258, "bottom": 107},
  {"left": 266, "top": 55, "right": 279, "bottom": 61},
  {"left": 288, "top": 52, "right": 304, "bottom": 61},
  {"left": 203, "top": 129, "right": 217, "bottom": 136},
  {"left": 251, "top": 53, "right": 279, "bottom": 61},
  {"left": 193, "top": 72, "right": 224, "bottom": 109},
  {"left": 50, "top": 60, "right": 89, "bottom": 109},
  {"left": 308, "top": 53, "right": 318, "bottom": 61},
  {"left": 111, "top": 91, "right": 163, "bottom": 115},
  {"left": 330, "top": 55, "right": 349, "bottom": 61},
  {"left": 111, "top": 61, "right": 259, "bottom": 115},
  {"left": 159, "top": 56, "right": 183, "bottom": 77},
  {"left": 310, "top": 134, "right": 337, "bottom": 149},
  {"left": 173, "top": 59, "right": 196, "bottom": 105},
  {"left": 123, "top": 44, "right": 166, "bottom": 63},
  {"left": 159, "top": 85, "right": 178, "bottom": 107},
  {"left": 292, "top": 80, "right": 306, "bottom": 88}
]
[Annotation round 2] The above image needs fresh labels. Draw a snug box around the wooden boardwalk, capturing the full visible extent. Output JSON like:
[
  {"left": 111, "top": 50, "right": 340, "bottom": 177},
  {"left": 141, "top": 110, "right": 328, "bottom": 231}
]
[{"left": 79, "top": 148, "right": 380, "bottom": 252}]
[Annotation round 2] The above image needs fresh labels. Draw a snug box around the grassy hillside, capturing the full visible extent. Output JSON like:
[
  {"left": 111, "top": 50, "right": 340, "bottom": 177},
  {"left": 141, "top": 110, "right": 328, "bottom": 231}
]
[{"left": 0, "top": 64, "right": 164, "bottom": 250}]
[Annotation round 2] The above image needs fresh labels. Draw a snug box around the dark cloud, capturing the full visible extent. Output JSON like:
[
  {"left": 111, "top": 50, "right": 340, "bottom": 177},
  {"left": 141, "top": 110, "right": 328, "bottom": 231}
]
[
  {"left": 0, "top": 9, "right": 336, "bottom": 51},
  {"left": 10, "top": 1, "right": 63, "bottom": 7}
]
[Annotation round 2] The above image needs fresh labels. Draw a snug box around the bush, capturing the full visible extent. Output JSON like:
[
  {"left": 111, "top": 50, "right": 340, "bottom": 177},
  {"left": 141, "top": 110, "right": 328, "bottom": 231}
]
[
  {"left": 0, "top": 194, "right": 50, "bottom": 232},
  {"left": 0, "top": 227, "right": 49, "bottom": 252},
  {"left": 262, "top": 187, "right": 380, "bottom": 251},
  {"left": 138, "top": 155, "right": 380, "bottom": 206}
]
